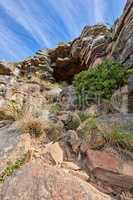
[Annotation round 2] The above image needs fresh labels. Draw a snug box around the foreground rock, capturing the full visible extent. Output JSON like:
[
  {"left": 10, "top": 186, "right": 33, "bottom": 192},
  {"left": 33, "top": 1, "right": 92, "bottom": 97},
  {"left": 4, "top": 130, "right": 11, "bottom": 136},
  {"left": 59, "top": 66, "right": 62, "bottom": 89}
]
[
  {"left": 0, "top": 161, "right": 114, "bottom": 200},
  {"left": 86, "top": 150, "right": 133, "bottom": 190},
  {"left": 0, "top": 62, "right": 13, "bottom": 75},
  {"left": 0, "top": 122, "right": 30, "bottom": 174}
]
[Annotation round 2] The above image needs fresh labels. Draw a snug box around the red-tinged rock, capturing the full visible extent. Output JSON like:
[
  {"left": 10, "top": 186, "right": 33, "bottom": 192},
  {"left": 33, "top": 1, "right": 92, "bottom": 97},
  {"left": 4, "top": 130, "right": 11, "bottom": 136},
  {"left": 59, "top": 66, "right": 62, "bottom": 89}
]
[
  {"left": 86, "top": 149, "right": 133, "bottom": 189},
  {"left": 0, "top": 161, "right": 114, "bottom": 200},
  {"left": 86, "top": 150, "right": 122, "bottom": 172}
]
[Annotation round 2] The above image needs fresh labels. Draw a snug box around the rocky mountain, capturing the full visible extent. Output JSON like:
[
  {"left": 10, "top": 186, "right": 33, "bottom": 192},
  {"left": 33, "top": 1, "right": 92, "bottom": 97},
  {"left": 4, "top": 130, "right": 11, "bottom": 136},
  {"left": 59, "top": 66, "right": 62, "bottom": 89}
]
[{"left": 0, "top": 0, "right": 133, "bottom": 200}]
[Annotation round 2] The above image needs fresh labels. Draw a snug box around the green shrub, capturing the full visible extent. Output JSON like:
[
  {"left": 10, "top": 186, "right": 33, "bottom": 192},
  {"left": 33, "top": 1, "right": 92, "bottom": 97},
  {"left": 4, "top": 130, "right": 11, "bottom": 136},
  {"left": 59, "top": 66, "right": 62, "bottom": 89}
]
[{"left": 73, "top": 60, "right": 127, "bottom": 102}]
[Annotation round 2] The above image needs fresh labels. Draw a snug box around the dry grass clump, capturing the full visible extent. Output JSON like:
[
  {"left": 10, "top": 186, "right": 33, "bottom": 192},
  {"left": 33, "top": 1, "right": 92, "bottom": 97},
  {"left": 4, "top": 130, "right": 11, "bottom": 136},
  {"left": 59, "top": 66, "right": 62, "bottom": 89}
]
[
  {"left": 0, "top": 107, "right": 15, "bottom": 121},
  {"left": 19, "top": 116, "right": 47, "bottom": 137},
  {"left": 6, "top": 100, "right": 28, "bottom": 121},
  {"left": 4, "top": 99, "right": 49, "bottom": 137},
  {"left": 14, "top": 102, "right": 49, "bottom": 137}
]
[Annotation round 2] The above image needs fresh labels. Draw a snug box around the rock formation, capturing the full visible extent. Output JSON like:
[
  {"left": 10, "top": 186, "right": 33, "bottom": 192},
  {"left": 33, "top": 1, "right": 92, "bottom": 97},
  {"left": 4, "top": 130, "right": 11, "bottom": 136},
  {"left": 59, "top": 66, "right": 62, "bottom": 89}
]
[
  {"left": 0, "top": 1, "right": 132, "bottom": 200},
  {"left": 111, "top": 0, "right": 133, "bottom": 67},
  {"left": 16, "top": 0, "right": 133, "bottom": 81}
]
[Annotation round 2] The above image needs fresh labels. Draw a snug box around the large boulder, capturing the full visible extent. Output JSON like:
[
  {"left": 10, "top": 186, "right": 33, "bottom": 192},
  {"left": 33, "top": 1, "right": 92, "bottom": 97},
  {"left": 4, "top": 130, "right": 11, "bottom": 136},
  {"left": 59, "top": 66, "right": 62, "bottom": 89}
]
[
  {"left": 0, "top": 161, "right": 114, "bottom": 200},
  {"left": 0, "top": 122, "right": 30, "bottom": 174},
  {"left": 58, "top": 86, "right": 77, "bottom": 111},
  {"left": 86, "top": 149, "right": 133, "bottom": 190},
  {"left": 0, "top": 62, "right": 13, "bottom": 75},
  {"left": 58, "top": 111, "right": 81, "bottom": 130}
]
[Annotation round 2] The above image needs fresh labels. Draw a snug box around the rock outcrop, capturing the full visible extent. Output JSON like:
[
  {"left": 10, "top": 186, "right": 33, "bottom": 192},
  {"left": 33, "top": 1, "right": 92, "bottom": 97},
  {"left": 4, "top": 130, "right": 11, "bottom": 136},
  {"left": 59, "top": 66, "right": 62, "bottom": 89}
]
[
  {"left": 12, "top": 0, "right": 132, "bottom": 81},
  {"left": 16, "top": 50, "right": 55, "bottom": 82},
  {"left": 111, "top": 0, "right": 133, "bottom": 67},
  {"left": 0, "top": 1, "right": 132, "bottom": 200},
  {"left": 0, "top": 161, "right": 114, "bottom": 200},
  {"left": 0, "top": 62, "right": 13, "bottom": 75}
]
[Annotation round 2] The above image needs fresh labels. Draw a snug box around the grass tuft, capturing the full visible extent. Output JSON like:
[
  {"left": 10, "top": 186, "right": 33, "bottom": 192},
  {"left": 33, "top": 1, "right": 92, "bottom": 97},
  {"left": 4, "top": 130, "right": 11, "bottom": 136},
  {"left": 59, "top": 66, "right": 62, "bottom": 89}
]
[{"left": 0, "top": 156, "right": 26, "bottom": 182}]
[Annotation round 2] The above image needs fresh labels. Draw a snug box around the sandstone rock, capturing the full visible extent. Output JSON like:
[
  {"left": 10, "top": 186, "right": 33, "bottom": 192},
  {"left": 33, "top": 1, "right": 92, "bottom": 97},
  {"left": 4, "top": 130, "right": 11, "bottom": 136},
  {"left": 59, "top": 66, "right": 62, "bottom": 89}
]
[
  {"left": 96, "top": 113, "right": 133, "bottom": 134},
  {"left": 69, "top": 170, "right": 89, "bottom": 182},
  {"left": 46, "top": 87, "right": 62, "bottom": 103},
  {"left": 59, "top": 112, "right": 81, "bottom": 130},
  {"left": 0, "top": 62, "right": 13, "bottom": 75},
  {"left": 128, "top": 74, "right": 133, "bottom": 113},
  {"left": 67, "top": 130, "right": 81, "bottom": 150},
  {"left": 17, "top": 51, "right": 55, "bottom": 82},
  {"left": 86, "top": 149, "right": 133, "bottom": 189},
  {"left": 111, "top": 0, "right": 133, "bottom": 67},
  {"left": 61, "top": 161, "right": 81, "bottom": 170},
  {"left": 0, "top": 161, "right": 114, "bottom": 200},
  {"left": 43, "top": 142, "right": 64, "bottom": 166},
  {"left": 0, "top": 122, "right": 31, "bottom": 174},
  {"left": 111, "top": 86, "right": 128, "bottom": 113},
  {"left": 59, "top": 86, "right": 76, "bottom": 110}
]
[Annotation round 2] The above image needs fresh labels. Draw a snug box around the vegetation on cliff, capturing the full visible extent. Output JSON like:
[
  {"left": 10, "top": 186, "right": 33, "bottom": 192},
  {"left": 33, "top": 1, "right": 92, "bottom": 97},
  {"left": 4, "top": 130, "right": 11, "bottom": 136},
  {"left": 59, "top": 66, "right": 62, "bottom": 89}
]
[{"left": 73, "top": 60, "right": 127, "bottom": 101}]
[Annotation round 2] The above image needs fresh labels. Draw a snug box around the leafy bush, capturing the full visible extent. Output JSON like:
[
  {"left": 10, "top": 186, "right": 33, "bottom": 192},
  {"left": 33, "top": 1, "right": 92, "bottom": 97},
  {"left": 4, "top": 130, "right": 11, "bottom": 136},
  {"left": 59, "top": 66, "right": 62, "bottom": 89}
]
[{"left": 73, "top": 60, "right": 126, "bottom": 102}]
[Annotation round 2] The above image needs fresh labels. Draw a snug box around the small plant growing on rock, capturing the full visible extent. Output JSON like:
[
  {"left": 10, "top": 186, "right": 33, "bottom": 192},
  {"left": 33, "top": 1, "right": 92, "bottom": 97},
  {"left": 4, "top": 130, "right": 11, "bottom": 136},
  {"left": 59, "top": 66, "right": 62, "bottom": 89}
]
[
  {"left": 0, "top": 156, "right": 26, "bottom": 182},
  {"left": 50, "top": 103, "right": 61, "bottom": 114},
  {"left": 106, "top": 128, "right": 133, "bottom": 152},
  {"left": 7, "top": 100, "right": 27, "bottom": 120},
  {"left": 78, "top": 111, "right": 90, "bottom": 122},
  {"left": 77, "top": 117, "right": 97, "bottom": 138}
]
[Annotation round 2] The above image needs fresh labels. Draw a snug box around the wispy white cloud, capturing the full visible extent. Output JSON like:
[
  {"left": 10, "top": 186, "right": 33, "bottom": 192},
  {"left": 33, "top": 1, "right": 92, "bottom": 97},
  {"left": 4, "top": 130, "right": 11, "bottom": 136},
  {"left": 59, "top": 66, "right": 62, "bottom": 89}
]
[
  {"left": 93, "top": 0, "right": 106, "bottom": 23},
  {"left": 0, "top": 0, "right": 126, "bottom": 61},
  {"left": 0, "top": 22, "right": 31, "bottom": 61},
  {"left": 0, "top": 0, "right": 52, "bottom": 47},
  {"left": 0, "top": 0, "right": 107, "bottom": 45}
]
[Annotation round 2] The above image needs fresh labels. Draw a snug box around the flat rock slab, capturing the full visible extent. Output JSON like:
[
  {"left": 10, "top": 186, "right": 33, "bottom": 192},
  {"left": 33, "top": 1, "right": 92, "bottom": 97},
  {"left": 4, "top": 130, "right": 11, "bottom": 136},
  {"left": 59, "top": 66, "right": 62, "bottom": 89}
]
[
  {"left": 0, "top": 123, "right": 21, "bottom": 159},
  {"left": 97, "top": 113, "right": 133, "bottom": 133},
  {"left": 0, "top": 161, "right": 114, "bottom": 200},
  {"left": 0, "top": 122, "right": 30, "bottom": 174},
  {"left": 86, "top": 149, "right": 133, "bottom": 189}
]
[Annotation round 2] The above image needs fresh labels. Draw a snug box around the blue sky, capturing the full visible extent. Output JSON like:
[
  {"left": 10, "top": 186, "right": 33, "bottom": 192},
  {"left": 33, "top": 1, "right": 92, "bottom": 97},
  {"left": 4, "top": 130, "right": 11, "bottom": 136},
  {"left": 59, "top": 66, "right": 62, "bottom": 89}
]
[{"left": 0, "top": 0, "right": 126, "bottom": 61}]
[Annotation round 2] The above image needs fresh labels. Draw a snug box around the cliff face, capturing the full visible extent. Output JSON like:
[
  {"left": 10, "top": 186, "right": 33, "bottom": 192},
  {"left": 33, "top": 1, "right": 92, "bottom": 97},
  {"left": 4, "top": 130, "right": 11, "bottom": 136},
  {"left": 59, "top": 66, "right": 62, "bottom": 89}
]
[
  {"left": 0, "top": 1, "right": 132, "bottom": 200},
  {"left": 111, "top": 0, "right": 133, "bottom": 67},
  {"left": 14, "top": 0, "right": 132, "bottom": 81},
  {"left": 13, "top": 24, "right": 112, "bottom": 81}
]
